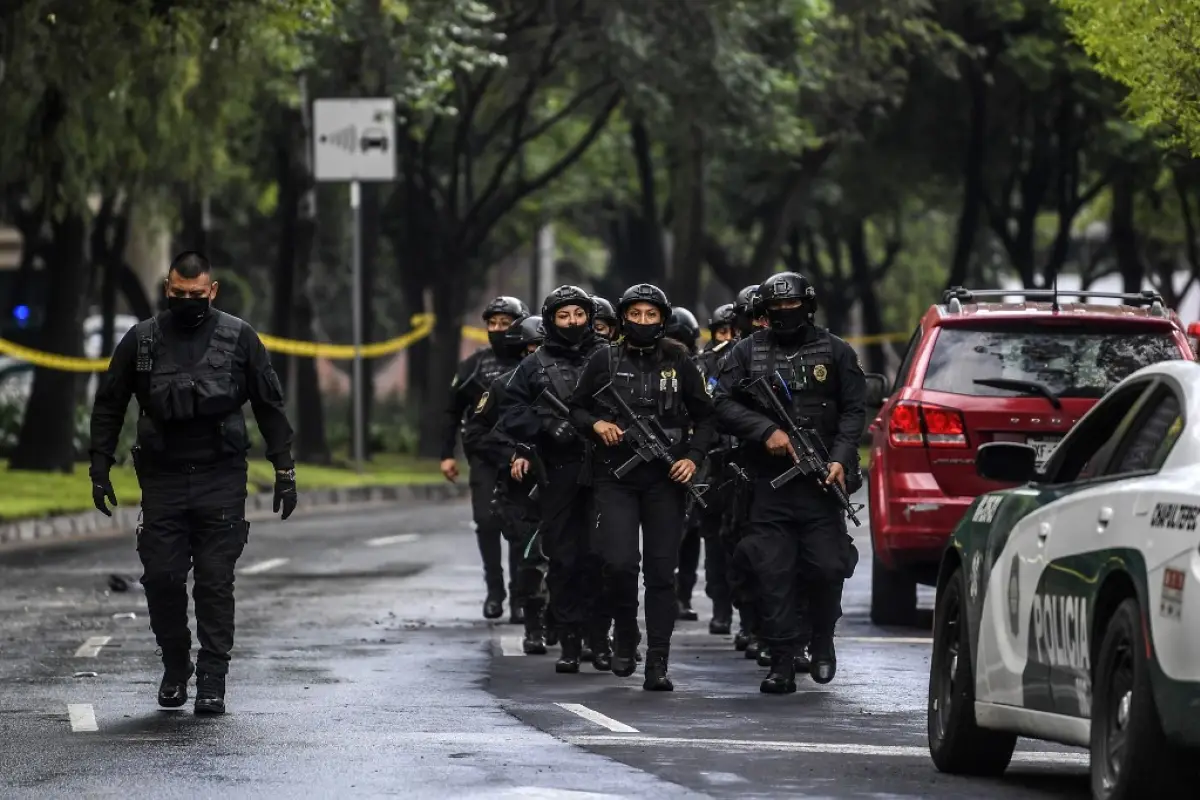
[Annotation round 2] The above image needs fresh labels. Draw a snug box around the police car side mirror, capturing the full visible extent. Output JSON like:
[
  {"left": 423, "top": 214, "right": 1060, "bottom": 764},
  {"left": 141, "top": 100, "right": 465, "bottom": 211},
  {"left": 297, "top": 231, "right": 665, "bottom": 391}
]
[
  {"left": 864, "top": 373, "right": 887, "bottom": 406},
  {"left": 976, "top": 442, "right": 1038, "bottom": 484}
]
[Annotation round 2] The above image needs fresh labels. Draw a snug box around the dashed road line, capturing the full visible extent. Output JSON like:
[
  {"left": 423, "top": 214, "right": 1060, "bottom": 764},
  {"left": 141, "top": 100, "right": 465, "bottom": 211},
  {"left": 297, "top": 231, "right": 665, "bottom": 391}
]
[
  {"left": 67, "top": 704, "right": 98, "bottom": 732},
  {"left": 555, "top": 703, "right": 639, "bottom": 733},
  {"left": 839, "top": 636, "right": 932, "bottom": 644},
  {"left": 240, "top": 557, "right": 289, "bottom": 575},
  {"left": 500, "top": 636, "right": 526, "bottom": 656},
  {"left": 74, "top": 636, "right": 112, "bottom": 657},
  {"left": 564, "top": 735, "right": 1087, "bottom": 764},
  {"left": 366, "top": 533, "right": 421, "bottom": 547}
]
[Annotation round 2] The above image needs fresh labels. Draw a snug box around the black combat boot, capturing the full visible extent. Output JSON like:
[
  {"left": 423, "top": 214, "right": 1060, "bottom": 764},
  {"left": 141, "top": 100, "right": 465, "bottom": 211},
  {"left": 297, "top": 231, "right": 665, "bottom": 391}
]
[
  {"left": 589, "top": 627, "right": 612, "bottom": 672},
  {"left": 756, "top": 645, "right": 772, "bottom": 668},
  {"left": 509, "top": 604, "right": 525, "bottom": 625},
  {"left": 676, "top": 598, "right": 698, "bottom": 622},
  {"left": 522, "top": 601, "right": 547, "bottom": 655},
  {"left": 610, "top": 629, "right": 638, "bottom": 678},
  {"left": 793, "top": 643, "right": 811, "bottom": 672},
  {"left": 483, "top": 592, "right": 504, "bottom": 620},
  {"left": 580, "top": 640, "right": 594, "bottom": 663},
  {"left": 643, "top": 651, "right": 673, "bottom": 691},
  {"left": 760, "top": 651, "right": 797, "bottom": 695},
  {"left": 157, "top": 649, "right": 194, "bottom": 709},
  {"left": 809, "top": 635, "right": 836, "bottom": 684},
  {"left": 194, "top": 672, "right": 226, "bottom": 714},
  {"left": 745, "top": 638, "right": 761, "bottom": 660},
  {"left": 733, "top": 627, "right": 752, "bottom": 651},
  {"left": 555, "top": 630, "right": 581, "bottom": 674},
  {"left": 709, "top": 616, "right": 732, "bottom": 635}
]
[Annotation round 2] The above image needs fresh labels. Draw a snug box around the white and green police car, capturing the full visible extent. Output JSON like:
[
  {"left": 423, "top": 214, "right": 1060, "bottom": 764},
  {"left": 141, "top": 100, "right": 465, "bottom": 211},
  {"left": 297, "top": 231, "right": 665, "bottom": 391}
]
[{"left": 927, "top": 360, "right": 1200, "bottom": 799}]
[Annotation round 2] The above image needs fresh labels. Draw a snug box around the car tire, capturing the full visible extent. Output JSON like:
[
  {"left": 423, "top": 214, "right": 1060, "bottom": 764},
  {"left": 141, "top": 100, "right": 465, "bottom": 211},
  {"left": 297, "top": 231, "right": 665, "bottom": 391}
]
[
  {"left": 927, "top": 565, "right": 1016, "bottom": 776},
  {"left": 1090, "top": 598, "right": 1195, "bottom": 799},
  {"left": 871, "top": 558, "right": 918, "bottom": 626}
]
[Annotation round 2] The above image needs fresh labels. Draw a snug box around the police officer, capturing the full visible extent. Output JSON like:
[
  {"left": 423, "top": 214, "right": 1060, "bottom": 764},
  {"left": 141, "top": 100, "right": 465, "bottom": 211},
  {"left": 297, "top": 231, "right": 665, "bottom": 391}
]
[
  {"left": 465, "top": 315, "right": 549, "bottom": 648},
  {"left": 569, "top": 284, "right": 717, "bottom": 690},
  {"left": 441, "top": 295, "right": 529, "bottom": 620},
  {"left": 733, "top": 285, "right": 761, "bottom": 338},
  {"left": 592, "top": 296, "right": 618, "bottom": 342},
  {"left": 502, "top": 286, "right": 609, "bottom": 674},
  {"left": 664, "top": 307, "right": 703, "bottom": 622},
  {"left": 714, "top": 272, "right": 864, "bottom": 693},
  {"left": 88, "top": 251, "right": 296, "bottom": 715},
  {"left": 696, "top": 302, "right": 739, "bottom": 634}
]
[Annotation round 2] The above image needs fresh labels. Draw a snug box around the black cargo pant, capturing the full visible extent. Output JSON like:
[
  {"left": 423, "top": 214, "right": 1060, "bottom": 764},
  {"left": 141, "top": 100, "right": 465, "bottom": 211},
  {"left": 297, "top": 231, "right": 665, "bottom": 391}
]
[
  {"left": 592, "top": 463, "right": 685, "bottom": 655},
  {"left": 136, "top": 461, "right": 249, "bottom": 676},
  {"left": 538, "top": 459, "right": 602, "bottom": 635},
  {"left": 677, "top": 519, "right": 702, "bottom": 604},
  {"left": 736, "top": 478, "right": 858, "bottom": 656},
  {"left": 468, "top": 454, "right": 519, "bottom": 601},
  {"left": 700, "top": 510, "right": 732, "bottom": 620}
]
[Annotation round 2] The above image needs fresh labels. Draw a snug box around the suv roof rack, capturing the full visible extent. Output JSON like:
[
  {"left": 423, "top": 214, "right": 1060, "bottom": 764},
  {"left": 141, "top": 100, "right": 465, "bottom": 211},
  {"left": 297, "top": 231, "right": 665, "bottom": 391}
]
[{"left": 941, "top": 286, "right": 1166, "bottom": 317}]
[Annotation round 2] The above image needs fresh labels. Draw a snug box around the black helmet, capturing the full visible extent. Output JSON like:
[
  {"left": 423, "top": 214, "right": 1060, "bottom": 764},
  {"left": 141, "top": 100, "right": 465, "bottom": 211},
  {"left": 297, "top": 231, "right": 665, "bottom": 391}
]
[
  {"left": 733, "top": 285, "right": 759, "bottom": 315},
  {"left": 617, "top": 283, "right": 671, "bottom": 317},
  {"left": 501, "top": 314, "right": 544, "bottom": 351},
  {"left": 482, "top": 295, "right": 528, "bottom": 321},
  {"left": 708, "top": 303, "right": 737, "bottom": 333},
  {"left": 666, "top": 307, "right": 700, "bottom": 346},
  {"left": 540, "top": 285, "right": 594, "bottom": 320},
  {"left": 591, "top": 295, "right": 617, "bottom": 324},
  {"left": 759, "top": 272, "right": 816, "bottom": 305}
]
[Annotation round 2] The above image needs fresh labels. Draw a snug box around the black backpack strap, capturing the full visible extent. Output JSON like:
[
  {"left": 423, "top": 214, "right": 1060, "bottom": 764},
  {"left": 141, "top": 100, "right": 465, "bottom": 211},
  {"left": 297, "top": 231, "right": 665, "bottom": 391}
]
[
  {"left": 749, "top": 329, "right": 774, "bottom": 380},
  {"left": 534, "top": 347, "right": 573, "bottom": 402}
]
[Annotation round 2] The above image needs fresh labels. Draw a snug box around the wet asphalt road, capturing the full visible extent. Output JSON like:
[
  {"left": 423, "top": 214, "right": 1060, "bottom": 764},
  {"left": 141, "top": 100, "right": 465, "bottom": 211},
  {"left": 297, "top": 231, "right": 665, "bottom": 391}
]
[{"left": 0, "top": 492, "right": 1090, "bottom": 799}]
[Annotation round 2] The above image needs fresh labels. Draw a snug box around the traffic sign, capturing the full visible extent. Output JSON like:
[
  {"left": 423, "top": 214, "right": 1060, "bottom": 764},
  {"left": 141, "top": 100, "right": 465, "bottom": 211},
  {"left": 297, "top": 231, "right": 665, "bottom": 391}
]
[{"left": 313, "top": 98, "right": 396, "bottom": 182}]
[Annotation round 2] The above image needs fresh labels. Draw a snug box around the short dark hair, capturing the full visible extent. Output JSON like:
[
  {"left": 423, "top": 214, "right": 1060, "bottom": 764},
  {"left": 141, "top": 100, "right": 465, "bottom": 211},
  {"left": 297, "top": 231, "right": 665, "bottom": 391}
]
[{"left": 168, "top": 251, "right": 211, "bottom": 280}]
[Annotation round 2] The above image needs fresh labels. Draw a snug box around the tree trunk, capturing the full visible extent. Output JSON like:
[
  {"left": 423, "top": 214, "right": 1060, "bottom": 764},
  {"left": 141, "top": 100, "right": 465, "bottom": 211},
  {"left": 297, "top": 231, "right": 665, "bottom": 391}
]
[
  {"left": 630, "top": 119, "right": 666, "bottom": 284},
  {"left": 846, "top": 220, "right": 887, "bottom": 373},
  {"left": 293, "top": 207, "right": 329, "bottom": 464},
  {"left": 270, "top": 112, "right": 299, "bottom": 393},
  {"left": 948, "top": 65, "right": 988, "bottom": 289},
  {"left": 417, "top": 272, "right": 465, "bottom": 458},
  {"left": 1111, "top": 172, "right": 1143, "bottom": 294},
  {"left": 666, "top": 126, "right": 705, "bottom": 310},
  {"left": 9, "top": 211, "right": 88, "bottom": 472},
  {"left": 117, "top": 262, "right": 153, "bottom": 320}
]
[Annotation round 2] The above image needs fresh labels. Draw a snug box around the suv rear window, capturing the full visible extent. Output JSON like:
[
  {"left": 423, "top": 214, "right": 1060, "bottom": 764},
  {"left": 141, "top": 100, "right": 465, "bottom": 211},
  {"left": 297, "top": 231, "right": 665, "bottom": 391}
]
[{"left": 923, "top": 326, "right": 1183, "bottom": 398}]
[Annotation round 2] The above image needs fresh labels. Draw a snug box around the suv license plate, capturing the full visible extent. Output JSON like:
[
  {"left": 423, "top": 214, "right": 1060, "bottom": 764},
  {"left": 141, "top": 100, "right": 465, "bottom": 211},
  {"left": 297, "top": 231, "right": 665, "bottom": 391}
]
[{"left": 1028, "top": 437, "right": 1061, "bottom": 469}]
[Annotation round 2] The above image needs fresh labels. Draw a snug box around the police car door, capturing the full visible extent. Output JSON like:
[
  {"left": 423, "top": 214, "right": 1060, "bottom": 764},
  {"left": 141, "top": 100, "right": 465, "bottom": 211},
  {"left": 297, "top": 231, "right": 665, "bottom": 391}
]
[{"left": 1008, "top": 378, "right": 1159, "bottom": 723}]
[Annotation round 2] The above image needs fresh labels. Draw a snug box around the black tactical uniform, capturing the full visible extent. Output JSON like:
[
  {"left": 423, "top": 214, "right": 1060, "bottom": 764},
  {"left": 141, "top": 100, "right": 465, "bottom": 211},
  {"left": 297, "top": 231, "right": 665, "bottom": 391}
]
[
  {"left": 441, "top": 295, "right": 528, "bottom": 619},
  {"left": 570, "top": 284, "right": 717, "bottom": 691},
  {"left": 733, "top": 284, "right": 761, "bottom": 338},
  {"left": 498, "top": 286, "right": 610, "bottom": 674},
  {"left": 88, "top": 303, "right": 295, "bottom": 714},
  {"left": 714, "top": 272, "right": 865, "bottom": 693},
  {"left": 465, "top": 315, "right": 551, "bottom": 652},
  {"left": 695, "top": 302, "right": 739, "bottom": 635},
  {"left": 665, "top": 307, "right": 704, "bottom": 623}
]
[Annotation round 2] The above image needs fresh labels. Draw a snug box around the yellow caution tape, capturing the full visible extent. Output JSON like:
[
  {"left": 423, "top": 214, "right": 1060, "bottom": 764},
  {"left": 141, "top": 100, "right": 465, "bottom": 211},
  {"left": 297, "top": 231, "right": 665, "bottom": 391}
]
[{"left": 0, "top": 313, "right": 911, "bottom": 372}]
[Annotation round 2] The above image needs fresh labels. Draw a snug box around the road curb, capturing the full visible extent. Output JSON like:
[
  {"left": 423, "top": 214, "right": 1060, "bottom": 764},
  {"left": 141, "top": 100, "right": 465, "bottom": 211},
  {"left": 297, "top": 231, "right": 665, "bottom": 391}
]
[{"left": 0, "top": 481, "right": 470, "bottom": 550}]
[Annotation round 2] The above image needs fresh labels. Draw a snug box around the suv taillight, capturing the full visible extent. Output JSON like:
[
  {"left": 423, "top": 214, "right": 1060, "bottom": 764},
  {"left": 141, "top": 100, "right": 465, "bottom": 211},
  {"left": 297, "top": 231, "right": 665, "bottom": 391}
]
[{"left": 888, "top": 401, "right": 968, "bottom": 448}]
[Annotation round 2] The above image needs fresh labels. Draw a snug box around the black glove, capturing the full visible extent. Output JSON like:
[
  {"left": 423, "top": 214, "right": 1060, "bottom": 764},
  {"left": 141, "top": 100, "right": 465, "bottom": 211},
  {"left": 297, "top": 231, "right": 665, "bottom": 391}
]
[
  {"left": 273, "top": 468, "right": 297, "bottom": 520},
  {"left": 92, "top": 474, "right": 117, "bottom": 517}
]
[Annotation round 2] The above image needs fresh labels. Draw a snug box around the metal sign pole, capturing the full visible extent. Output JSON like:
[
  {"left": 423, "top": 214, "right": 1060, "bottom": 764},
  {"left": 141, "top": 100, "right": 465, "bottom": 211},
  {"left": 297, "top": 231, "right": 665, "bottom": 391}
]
[{"left": 350, "top": 180, "right": 365, "bottom": 473}]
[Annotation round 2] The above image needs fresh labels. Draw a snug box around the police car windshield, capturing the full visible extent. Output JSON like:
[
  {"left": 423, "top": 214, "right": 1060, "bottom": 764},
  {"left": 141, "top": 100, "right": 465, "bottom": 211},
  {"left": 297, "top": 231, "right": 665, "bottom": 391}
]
[{"left": 924, "top": 325, "right": 1182, "bottom": 398}]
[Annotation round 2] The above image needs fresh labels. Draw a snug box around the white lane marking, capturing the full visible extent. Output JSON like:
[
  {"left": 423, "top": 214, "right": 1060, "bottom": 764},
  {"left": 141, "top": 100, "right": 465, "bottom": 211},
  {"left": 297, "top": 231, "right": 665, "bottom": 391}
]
[
  {"left": 463, "top": 790, "right": 623, "bottom": 799},
  {"left": 366, "top": 533, "right": 421, "bottom": 547},
  {"left": 240, "top": 557, "right": 289, "bottom": 575},
  {"left": 564, "top": 735, "right": 1087, "bottom": 764},
  {"left": 67, "top": 704, "right": 98, "bottom": 732},
  {"left": 74, "top": 636, "right": 112, "bottom": 657},
  {"left": 840, "top": 636, "right": 932, "bottom": 644},
  {"left": 555, "top": 703, "right": 639, "bottom": 733},
  {"left": 500, "top": 636, "right": 526, "bottom": 656}
]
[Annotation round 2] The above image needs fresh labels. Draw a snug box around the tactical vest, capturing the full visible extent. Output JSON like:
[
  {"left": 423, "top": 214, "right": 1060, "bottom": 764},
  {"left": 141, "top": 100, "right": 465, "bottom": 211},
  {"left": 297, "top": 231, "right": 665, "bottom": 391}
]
[
  {"left": 534, "top": 347, "right": 584, "bottom": 401},
  {"left": 748, "top": 328, "right": 840, "bottom": 440},
  {"left": 467, "top": 348, "right": 507, "bottom": 390},
  {"left": 599, "top": 344, "right": 686, "bottom": 445},
  {"left": 133, "top": 311, "right": 249, "bottom": 458}
]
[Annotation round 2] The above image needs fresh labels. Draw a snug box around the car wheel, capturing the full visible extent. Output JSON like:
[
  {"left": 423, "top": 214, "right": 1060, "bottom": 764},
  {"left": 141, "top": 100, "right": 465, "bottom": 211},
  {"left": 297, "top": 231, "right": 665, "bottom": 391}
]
[
  {"left": 1090, "top": 598, "right": 1195, "bottom": 799},
  {"left": 927, "top": 565, "right": 1016, "bottom": 776},
  {"left": 871, "top": 557, "right": 918, "bottom": 626}
]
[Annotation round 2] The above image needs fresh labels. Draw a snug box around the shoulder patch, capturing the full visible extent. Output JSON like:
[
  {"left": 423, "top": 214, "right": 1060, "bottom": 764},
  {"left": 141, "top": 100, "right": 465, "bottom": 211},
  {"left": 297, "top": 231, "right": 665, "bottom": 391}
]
[{"left": 475, "top": 391, "right": 490, "bottom": 413}]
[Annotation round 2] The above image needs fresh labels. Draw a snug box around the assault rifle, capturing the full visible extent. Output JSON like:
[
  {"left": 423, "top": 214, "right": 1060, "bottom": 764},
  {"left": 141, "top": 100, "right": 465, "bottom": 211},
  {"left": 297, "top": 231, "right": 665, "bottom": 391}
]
[
  {"left": 741, "top": 372, "right": 861, "bottom": 526},
  {"left": 594, "top": 381, "right": 708, "bottom": 510}
]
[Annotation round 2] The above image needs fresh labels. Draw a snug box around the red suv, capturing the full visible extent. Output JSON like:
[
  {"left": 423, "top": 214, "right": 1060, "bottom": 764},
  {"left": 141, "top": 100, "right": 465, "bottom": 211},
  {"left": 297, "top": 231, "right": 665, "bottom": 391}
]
[{"left": 865, "top": 287, "right": 1193, "bottom": 626}]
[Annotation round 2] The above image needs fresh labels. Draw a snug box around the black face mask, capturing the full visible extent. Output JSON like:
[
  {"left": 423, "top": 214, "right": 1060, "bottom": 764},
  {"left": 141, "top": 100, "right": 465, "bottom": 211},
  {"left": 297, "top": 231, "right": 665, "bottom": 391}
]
[
  {"left": 168, "top": 296, "right": 211, "bottom": 328},
  {"left": 555, "top": 323, "right": 589, "bottom": 346},
  {"left": 624, "top": 321, "right": 663, "bottom": 348},
  {"left": 488, "top": 330, "right": 508, "bottom": 354},
  {"left": 767, "top": 306, "right": 810, "bottom": 341}
]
